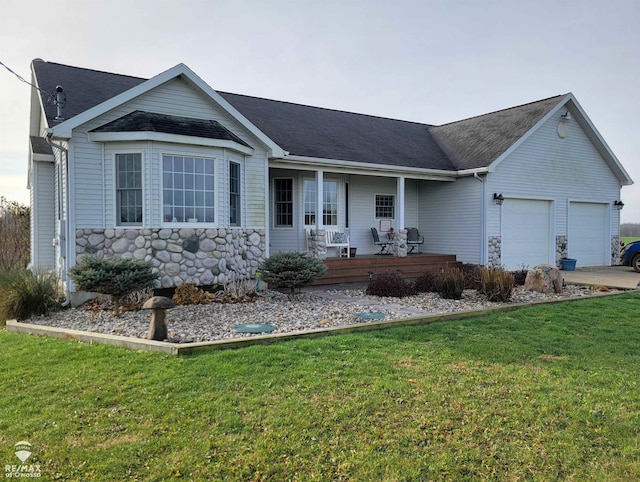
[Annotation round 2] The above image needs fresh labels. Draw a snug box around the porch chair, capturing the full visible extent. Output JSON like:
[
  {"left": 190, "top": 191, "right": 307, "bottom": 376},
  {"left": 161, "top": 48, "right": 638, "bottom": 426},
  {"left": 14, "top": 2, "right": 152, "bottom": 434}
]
[
  {"left": 325, "top": 229, "right": 350, "bottom": 258},
  {"left": 406, "top": 227, "right": 424, "bottom": 254},
  {"left": 371, "top": 227, "right": 393, "bottom": 255}
]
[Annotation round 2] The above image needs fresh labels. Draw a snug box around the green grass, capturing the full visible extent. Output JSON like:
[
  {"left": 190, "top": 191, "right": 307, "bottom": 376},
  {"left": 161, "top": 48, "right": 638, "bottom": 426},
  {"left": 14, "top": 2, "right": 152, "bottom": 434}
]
[
  {"left": 622, "top": 236, "right": 640, "bottom": 245},
  {"left": 2, "top": 293, "right": 640, "bottom": 480}
]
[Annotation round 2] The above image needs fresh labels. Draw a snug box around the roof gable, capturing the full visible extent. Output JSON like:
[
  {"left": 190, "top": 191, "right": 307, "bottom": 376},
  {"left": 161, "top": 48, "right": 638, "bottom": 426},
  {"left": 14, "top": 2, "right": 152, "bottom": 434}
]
[{"left": 33, "top": 60, "right": 284, "bottom": 156}]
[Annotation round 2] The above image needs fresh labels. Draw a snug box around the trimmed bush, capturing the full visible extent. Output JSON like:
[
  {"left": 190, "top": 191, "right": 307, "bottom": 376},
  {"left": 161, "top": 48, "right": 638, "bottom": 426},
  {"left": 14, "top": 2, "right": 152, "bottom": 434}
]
[
  {"left": 366, "top": 272, "right": 414, "bottom": 298},
  {"left": 437, "top": 267, "right": 466, "bottom": 300},
  {"left": 0, "top": 270, "right": 62, "bottom": 322},
  {"left": 477, "top": 266, "right": 515, "bottom": 302},
  {"left": 260, "top": 252, "right": 327, "bottom": 299},
  {"left": 69, "top": 256, "right": 158, "bottom": 316}
]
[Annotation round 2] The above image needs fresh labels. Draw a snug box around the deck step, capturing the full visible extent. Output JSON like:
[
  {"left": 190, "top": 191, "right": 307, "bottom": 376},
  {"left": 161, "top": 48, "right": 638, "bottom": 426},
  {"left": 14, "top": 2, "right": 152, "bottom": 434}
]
[{"left": 314, "top": 253, "right": 460, "bottom": 285}]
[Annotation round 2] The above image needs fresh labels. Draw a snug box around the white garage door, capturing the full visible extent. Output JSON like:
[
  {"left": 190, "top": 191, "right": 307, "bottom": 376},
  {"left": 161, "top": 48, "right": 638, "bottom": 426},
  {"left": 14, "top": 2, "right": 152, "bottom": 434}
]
[
  {"left": 568, "top": 202, "right": 608, "bottom": 266},
  {"left": 502, "top": 199, "right": 552, "bottom": 270}
]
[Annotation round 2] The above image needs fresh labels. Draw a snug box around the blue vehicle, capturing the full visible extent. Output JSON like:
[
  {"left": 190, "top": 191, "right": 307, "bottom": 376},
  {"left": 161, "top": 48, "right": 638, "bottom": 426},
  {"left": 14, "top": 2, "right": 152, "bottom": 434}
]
[{"left": 621, "top": 240, "right": 640, "bottom": 273}]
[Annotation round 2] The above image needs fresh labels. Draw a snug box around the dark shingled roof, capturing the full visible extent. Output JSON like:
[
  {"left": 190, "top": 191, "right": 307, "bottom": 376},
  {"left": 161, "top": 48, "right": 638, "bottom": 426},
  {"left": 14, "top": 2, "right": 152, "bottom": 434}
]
[
  {"left": 90, "top": 111, "right": 251, "bottom": 148},
  {"left": 32, "top": 60, "right": 565, "bottom": 172},
  {"left": 218, "top": 92, "right": 455, "bottom": 170},
  {"left": 429, "top": 95, "right": 565, "bottom": 170},
  {"left": 32, "top": 59, "right": 145, "bottom": 125},
  {"left": 30, "top": 136, "right": 54, "bottom": 156}
]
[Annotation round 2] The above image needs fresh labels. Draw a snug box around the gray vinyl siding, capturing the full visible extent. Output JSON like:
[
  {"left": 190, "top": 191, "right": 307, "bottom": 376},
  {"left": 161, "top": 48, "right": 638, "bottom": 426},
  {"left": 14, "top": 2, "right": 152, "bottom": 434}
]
[
  {"left": 349, "top": 175, "right": 399, "bottom": 255},
  {"left": 269, "top": 169, "right": 299, "bottom": 253},
  {"left": 31, "top": 161, "right": 55, "bottom": 270},
  {"left": 418, "top": 177, "right": 483, "bottom": 264},
  {"left": 486, "top": 111, "right": 620, "bottom": 240},
  {"left": 69, "top": 77, "right": 268, "bottom": 230},
  {"left": 404, "top": 179, "right": 419, "bottom": 229}
]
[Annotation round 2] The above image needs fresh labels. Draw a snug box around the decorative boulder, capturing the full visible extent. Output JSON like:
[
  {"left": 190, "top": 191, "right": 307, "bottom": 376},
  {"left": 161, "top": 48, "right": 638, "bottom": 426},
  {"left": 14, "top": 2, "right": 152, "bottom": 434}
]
[
  {"left": 524, "top": 264, "right": 563, "bottom": 294},
  {"left": 142, "top": 296, "right": 175, "bottom": 341}
]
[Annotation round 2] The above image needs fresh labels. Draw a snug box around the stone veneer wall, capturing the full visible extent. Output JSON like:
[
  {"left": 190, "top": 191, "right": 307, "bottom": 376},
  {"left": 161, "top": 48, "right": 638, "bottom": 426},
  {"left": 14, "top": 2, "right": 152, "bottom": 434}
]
[
  {"left": 611, "top": 235, "right": 620, "bottom": 265},
  {"left": 76, "top": 228, "right": 266, "bottom": 288},
  {"left": 556, "top": 235, "right": 568, "bottom": 266},
  {"left": 488, "top": 236, "right": 501, "bottom": 267}
]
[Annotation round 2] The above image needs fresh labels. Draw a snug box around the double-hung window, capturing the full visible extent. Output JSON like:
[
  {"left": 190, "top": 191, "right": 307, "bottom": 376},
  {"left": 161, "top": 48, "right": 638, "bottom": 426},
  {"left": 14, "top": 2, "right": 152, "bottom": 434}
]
[
  {"left": 274, "top": 178, "right": 293, "bottom": 227},
  {"left": 116, "top": 153, "right": 143, "bottom": 225},
  {"left": 375, "top": 194, "right": 395, "bottom": 219},
  {"left": 229, "top": 161, "right": 241, "bottom": 226},
  {"left": 303, "top": 179, "right": 338, "bottom": 226},
  {"left": 163, "top": 155, "right": 215, "bottom": 223}
]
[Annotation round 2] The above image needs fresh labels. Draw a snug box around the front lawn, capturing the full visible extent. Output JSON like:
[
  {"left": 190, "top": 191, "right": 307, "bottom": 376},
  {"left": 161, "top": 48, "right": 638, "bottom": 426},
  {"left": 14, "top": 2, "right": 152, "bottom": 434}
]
[{"left": 1, "top": 293, "right": 639, "bottom": 480}]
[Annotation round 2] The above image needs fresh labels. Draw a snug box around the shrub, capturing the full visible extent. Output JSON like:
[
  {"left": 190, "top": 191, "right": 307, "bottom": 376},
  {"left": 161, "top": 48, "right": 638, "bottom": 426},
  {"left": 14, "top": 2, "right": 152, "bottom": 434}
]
[
  {"left": 437, "top": 267, "right": 466, "bottom": 300},
  {"left": 510, "top": 267, "right": 528, "bottom": 286},
  {"left": 477, "top": 266, "right": 515, "bottom": 302},
  {"left": 172, "top": 283, "right": 210, "bottom": 305},
  {"left": 366, "top": 272, "right": 414, "bottom": 298},
  {"left": 413, "top": 271, "right": 440, "bottom": 293},
  {"left": 69, "top": 256, "right": 158, "bottom": 316},
  {"left": 458, "top": 263, "right": 481, "bottom": 290},
  {"left": 0, "top": 270, "right": 62, "bottom": 322},
  {"left": 259, "top": 252, "right": 327, "bottom": 299},
  {"left": 211, "top": 279, "right": 258, "bottom": 304}
]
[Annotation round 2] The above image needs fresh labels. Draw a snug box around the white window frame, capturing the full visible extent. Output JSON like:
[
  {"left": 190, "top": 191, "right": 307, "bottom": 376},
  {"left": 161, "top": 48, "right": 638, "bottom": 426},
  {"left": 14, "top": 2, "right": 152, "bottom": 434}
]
[
  {"left": 303, "top": 178, "right": 339, "bottom": 227},
  {"left": 161, "top": 153, "right": 216, "bottom": 226},
  {"left": 273, "top": 177, "right": 294, "bottom": 228},
  {"left": 375, "top": 193, "right": 395, "bottom": 220},
  {"left": 114, "top": 151, "right": 144, "bottom": 227},
  {"left": 229, "top": 160, "right": 242, "bottom": 227}
]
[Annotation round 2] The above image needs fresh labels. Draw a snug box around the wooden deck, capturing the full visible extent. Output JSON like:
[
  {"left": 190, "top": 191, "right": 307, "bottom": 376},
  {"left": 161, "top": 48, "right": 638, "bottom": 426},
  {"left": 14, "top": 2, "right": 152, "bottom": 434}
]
[{"left": 315, "top": 252, "right": 460, "bottom": 285}]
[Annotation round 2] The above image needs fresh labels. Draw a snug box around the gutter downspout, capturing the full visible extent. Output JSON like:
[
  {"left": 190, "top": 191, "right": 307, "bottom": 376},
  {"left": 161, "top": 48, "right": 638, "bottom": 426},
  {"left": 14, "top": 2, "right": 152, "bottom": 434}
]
[
  {"left": 474, "top": 172, "right": 487, "bottom": 265},
  {"left": 45, "top": 134, "right": 71, "bottom": 307}
]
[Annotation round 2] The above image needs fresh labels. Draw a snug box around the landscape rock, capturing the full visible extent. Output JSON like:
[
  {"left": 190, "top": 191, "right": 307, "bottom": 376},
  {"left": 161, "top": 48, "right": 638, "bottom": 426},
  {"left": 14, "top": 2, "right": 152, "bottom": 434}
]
[{"left": 524, "top": 264, "right": 563, "bottom": 294}]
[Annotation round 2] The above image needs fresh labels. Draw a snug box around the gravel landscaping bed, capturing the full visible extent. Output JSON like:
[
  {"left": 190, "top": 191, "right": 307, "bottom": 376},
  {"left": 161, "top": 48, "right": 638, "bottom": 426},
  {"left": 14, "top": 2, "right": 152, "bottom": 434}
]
[{"left": 22, "top": 284, "right": 602, "bottom": 343}]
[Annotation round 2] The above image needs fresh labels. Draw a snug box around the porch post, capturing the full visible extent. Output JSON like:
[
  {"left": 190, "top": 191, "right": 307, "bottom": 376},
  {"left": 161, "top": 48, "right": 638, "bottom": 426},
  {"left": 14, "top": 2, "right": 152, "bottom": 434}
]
[
  {"left": 397, "top": 176, "right": 405, "bottom": 229},
  {"left": 315, "top": 169, "right": 324, "bottom": 230},
  {"left": 315, "top": 170, "right": 327, "bottom": 259}
]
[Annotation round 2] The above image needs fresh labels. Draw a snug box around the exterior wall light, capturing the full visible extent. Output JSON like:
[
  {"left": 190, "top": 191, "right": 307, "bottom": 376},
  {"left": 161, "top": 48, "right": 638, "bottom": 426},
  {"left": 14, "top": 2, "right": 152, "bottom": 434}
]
[
  {"left": 614, "top": 200, "right": 624, "bottom": 210},
  {"left": 560, "top": 111, "right": 571, "bottom": 121},
  {"left": 493, "top": 193, "right": 505, "bottom": 205}
]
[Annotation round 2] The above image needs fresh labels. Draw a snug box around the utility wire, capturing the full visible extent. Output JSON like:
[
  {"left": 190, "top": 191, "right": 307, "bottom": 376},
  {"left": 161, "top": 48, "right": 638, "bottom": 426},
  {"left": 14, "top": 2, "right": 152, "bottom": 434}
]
[{"left": 0, "top": 60, "right": 52, "bottom": 99}]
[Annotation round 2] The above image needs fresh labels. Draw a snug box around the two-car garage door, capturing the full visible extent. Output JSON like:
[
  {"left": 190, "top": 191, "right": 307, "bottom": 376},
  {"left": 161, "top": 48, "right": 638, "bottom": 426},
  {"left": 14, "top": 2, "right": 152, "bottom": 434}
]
[{"left": 501, "top": 199, "right": 608, "bottom": 270}]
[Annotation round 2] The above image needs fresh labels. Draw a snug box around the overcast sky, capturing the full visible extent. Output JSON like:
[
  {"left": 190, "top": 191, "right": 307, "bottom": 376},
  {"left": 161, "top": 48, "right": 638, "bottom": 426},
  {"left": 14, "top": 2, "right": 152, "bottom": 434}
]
[{"left": 1, "top": 0, "right": 638, "bottom": 222}]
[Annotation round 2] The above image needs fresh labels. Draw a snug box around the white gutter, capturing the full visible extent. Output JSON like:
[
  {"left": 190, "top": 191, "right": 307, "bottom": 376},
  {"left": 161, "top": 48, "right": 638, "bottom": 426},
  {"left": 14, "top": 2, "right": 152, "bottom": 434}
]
[{"left": 273, "top": 154, "right": 458, "bottom": 181}]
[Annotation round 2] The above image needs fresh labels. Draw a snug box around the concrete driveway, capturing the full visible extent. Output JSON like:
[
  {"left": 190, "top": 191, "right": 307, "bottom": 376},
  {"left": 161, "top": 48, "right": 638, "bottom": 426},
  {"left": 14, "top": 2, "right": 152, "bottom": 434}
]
[{"left": 562, "top": 266, "right": 640, "bottom": 290}]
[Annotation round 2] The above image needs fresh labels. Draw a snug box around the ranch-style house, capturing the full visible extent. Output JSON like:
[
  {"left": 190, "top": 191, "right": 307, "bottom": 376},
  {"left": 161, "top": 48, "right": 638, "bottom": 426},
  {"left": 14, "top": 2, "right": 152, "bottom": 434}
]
[{"left": 27, "top": 59, "right": 633, "bottom": 299}]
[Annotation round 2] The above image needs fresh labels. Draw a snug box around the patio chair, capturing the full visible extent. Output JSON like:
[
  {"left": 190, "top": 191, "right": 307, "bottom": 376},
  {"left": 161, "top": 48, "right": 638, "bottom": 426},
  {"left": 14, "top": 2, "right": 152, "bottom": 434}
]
[
  {"left": 371, "top": 227, "right": 393, "bottom": 255},
  {"left": 406, "top": 227, "right": 424, "bottom": 254}
]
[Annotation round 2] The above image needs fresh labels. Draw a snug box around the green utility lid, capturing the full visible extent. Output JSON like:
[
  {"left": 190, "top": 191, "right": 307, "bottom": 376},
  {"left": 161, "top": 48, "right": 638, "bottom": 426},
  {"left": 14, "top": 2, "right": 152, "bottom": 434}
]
[{"left": 233, "top": 323, "right": 277, "bottom": 334}]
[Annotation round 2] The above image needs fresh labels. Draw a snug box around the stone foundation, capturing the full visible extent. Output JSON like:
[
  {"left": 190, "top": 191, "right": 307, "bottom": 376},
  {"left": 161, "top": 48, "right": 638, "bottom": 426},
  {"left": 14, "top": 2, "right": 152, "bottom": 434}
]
[{"left": 76, "top": 228, "right": 266, "bottom": 288}]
